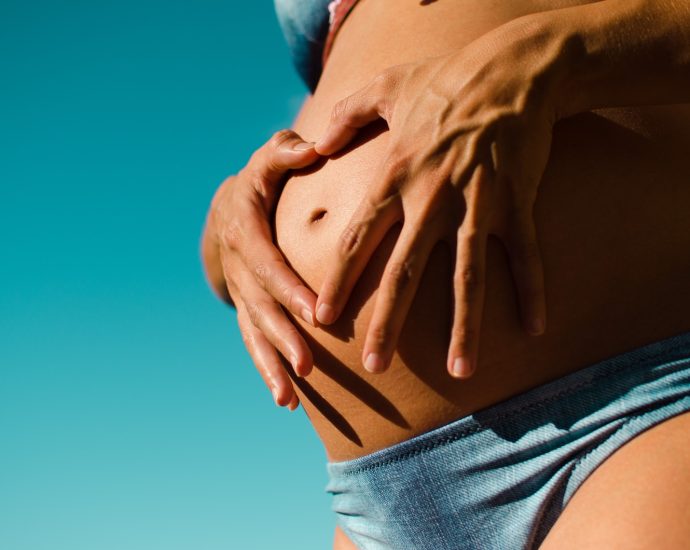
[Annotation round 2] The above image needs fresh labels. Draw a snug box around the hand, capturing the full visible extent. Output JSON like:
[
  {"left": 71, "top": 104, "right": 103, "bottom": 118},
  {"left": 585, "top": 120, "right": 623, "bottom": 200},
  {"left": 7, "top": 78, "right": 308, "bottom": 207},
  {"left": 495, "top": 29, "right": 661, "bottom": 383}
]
[
  {"left": 208, "top": 130, "right": 321, "bottom": 409},
  {"left": 313, "top": 21, "right": 574, "bottom": 378}
]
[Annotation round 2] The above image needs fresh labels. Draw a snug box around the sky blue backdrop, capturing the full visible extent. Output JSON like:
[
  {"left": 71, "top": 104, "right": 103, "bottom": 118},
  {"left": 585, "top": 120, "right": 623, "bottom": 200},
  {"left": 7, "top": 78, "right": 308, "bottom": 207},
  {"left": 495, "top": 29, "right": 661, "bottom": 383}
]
[{"left": 0, "top": 1, "right": 333, "bottom": 548}]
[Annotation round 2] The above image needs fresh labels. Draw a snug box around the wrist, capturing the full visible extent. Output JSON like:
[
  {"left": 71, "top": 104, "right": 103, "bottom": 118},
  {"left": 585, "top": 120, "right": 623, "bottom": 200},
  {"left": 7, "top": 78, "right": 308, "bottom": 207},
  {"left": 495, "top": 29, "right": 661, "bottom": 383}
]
[
  {"left": 488, "top": 11, "right": 587, "bottom": 123},
  {"left": 525, "top": 0, "right": 690, "bottom": 118},
  {"left": 528, "top": 1, "right": 628, "bottom": 119},
  {"left": 510, "top": 10, "right": 594, "bottom": 122}
]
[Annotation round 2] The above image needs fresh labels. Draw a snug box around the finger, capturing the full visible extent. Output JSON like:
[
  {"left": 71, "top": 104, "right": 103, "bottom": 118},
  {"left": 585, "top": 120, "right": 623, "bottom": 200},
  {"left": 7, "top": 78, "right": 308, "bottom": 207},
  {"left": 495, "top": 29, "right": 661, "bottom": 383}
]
[
  {"left": 315, "top": 161, "right": 404, "bottom": 325},
  {"left": 242, "top": 212, "right": 317, "bottom": 326},
  {"left": 361, "top": 216, "right": 443, "bottom": 373},
  {"left": 504, "top": 208, "right": 546, "bottom": 336},
  {"left": 247, "top": 129, "right": 321, "bottom": 193},
  {"left": 225, "top": 259, "right": 313, "bottom": 377},
  {"left": 237, "top": 302, "right": 297, "bottom": 408},
  {"left": 315, "top": 70, "right": 397, "bottom": 155},
  {"left": 241, "top": 289, "right": 314, "bottom": 378},
  {"left": 447, "top": 165, "right": 491, "bottom": 379},
  {"left": 287, "top": 392, "right": 300, "bottom": 412}
]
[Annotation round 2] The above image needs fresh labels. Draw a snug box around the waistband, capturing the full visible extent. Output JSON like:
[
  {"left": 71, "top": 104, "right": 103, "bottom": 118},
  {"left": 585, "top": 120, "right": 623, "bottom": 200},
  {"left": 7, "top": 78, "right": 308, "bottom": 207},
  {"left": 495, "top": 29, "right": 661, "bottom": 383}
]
[{"left": 327, "top": 330, "right": 690, "bottom": 476}]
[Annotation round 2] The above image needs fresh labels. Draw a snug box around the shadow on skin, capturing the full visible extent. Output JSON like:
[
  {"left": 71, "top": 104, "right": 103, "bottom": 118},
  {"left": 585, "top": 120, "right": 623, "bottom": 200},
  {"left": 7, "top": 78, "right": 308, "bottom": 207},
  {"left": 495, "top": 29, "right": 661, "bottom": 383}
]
[
  {"left": 289, "top": 372, "right": 363, "bottom": 447},
  {"left": 283, "top": 110, "right": 682, "bottom": 448},
  {"left": 278, "top": 167, "right": 411, "bottom": 445},
  {"left": 309, "top": 334, "right": 411, "bottom": 429},
  {"left": 284, "top": 329, "right": 411, "bottom": 447},
  {"left": 277, "top": 119, "right": 391, "bottom": 351},
  {"left": 283, "top": 259, "right": 412, "bottom": 446},
  {"left": 393, "top": 111, "right": 671, "bottom": 411}
]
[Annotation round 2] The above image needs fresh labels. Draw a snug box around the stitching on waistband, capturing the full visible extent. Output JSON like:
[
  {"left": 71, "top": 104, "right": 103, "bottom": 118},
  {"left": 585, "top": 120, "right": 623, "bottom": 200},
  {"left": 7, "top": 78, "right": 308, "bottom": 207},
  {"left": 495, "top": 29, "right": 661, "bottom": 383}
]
[
  {"left": 334, "top": 341, "right": 690, "bottom": 476},
  {"left": 529, "top": 392, "right": 690, "bottom": 548}
]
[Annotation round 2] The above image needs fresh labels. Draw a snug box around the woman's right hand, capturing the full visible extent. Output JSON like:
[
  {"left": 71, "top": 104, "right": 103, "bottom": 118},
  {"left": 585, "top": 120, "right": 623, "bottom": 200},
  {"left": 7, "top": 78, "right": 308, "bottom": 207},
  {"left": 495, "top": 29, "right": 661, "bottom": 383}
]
[{"left": 207, "top": 130, "right": 321, "bottom": 410}]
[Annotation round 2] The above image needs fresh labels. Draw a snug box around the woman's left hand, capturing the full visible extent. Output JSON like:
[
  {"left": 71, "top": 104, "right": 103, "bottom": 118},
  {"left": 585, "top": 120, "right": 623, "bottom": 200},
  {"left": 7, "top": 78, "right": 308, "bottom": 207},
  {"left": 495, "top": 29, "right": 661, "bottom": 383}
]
[{"left": 313, "top": 20, "right": 575, "bottom": 378}]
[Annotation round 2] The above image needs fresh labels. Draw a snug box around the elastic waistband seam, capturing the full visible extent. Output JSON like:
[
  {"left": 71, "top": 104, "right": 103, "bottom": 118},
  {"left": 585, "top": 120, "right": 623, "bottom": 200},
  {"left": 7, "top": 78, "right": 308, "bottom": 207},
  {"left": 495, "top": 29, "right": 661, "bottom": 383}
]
[{"left": 331, "top": 338, "right": 690, "bottom": 476}]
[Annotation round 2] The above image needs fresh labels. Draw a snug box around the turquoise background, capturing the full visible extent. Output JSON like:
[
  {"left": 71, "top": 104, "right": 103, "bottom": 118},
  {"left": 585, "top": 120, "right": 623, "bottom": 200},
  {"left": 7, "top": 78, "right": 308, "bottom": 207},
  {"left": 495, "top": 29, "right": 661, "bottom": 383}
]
[{"left": 0, "top": 1, "right": 333, "bottom": 548}]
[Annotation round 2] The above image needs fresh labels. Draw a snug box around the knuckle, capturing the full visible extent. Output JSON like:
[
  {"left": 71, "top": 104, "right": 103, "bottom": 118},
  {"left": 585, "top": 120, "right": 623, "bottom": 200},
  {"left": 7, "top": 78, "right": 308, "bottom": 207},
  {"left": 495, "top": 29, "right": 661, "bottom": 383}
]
[
  {"left": 370, "top": 73, "right": 390, "bottom": 108},
  {"left": 239, "top": 325, "right": 255, "bottom": 349},
  {"left": 210, "top": 177, "right": 234, "bottom": 216},
  {"left": 371, "top": 71, "right": 390, "bottom": 92},
  {"left": 338, "top": 222, "right": 365, "bottom": 257},
  {"left": 457, "top": 265, "right": 482, "bottom": 295},
  {"left": 368, "top": 325, "right": 389, "bottom": 348},
  {"left": 269, "top": 129, "right": 295, "bottom": 149},
  {"left": 331, "top": 96, "right": 351, "bottom": 124},
  {"left": 377, "top": 65, "right": 402, "bottom": 92},
  {"left": 281, "top": 323, "right": 302, "bottom": 342},
  {"left": 453, "top": 325, "right": 477, "bottom": 350},
  {"left": 220, "top": 219, "right": 242, "bottom": 250},
  {"left": 250, "top": 166, "right": 275, "bottom": 196},
  {"left": 278, "top": 281, "right": 298, "bottom": 312},
  {"left": 253, "top": 261, "right": 269, "bottom": 287},
  {"left": 245, "top": 300, "right": 265, "bottom": 328},
  {"left": 264, "top": 264, "right": 297, "bottom": 310},
  {"left": 381, "top": 152, "right": 410, "bottom": 184},
  {"left": 240, "top": 160, "right": 265, "bottom": 193},
  {"left": 387, "top": 259, "right": 414, "bottom": 296}
]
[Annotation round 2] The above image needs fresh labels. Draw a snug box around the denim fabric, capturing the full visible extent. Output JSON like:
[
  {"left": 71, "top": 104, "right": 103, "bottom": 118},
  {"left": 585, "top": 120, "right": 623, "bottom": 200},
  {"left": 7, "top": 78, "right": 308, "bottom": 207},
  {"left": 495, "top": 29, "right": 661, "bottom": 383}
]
[
  {"left": 274, "top": 0, "right": 332, "bottom": 92},
  {"left": 326, "top": 331, "right": 690, "bottom": 549}
]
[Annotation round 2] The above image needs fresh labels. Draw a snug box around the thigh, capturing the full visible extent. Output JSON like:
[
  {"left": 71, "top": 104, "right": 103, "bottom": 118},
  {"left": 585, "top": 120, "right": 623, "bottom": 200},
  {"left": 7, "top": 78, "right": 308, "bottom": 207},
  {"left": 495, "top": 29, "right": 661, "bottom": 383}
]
[
  {"left": 539, "top": 411, "right": 690, "bottom": 550},
  {"left": 333, "top": 526, "right": 358, "bottom": 550}
]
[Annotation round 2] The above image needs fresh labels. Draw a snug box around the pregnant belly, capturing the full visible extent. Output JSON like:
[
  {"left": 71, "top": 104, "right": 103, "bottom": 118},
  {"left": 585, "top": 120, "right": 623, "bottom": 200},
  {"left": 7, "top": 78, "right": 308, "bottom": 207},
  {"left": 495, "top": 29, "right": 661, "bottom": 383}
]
[{"left": 273, "top": 0, "right": 690, "bottom": 461}]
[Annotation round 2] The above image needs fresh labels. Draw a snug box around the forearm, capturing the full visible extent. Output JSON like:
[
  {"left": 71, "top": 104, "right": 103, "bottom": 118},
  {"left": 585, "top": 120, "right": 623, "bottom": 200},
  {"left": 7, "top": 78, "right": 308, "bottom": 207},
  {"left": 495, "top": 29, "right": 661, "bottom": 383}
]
[{"left": 534, "top": 0, "right": 690, "bottom": 118}]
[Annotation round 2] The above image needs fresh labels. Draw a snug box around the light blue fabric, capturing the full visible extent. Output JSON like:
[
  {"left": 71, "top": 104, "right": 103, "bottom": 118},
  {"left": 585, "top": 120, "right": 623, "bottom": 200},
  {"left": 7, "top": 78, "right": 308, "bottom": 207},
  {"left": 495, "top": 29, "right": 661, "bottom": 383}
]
[
  {"left": 326, "top": 332, "right": 690, "bottom": 549},
  {"left": 274, "top": 0, "right": 332, "bottom": 91}
]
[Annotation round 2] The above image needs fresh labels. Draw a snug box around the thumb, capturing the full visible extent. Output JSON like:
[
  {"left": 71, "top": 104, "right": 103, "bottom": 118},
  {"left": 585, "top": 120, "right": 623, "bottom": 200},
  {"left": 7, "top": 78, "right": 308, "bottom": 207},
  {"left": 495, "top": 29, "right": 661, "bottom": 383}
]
[
  {"left": 315, "top": 69, "right": 397, "bottom": 155},
  {"left": 249, "top": 129, "right": 320, "bottom": 190}
]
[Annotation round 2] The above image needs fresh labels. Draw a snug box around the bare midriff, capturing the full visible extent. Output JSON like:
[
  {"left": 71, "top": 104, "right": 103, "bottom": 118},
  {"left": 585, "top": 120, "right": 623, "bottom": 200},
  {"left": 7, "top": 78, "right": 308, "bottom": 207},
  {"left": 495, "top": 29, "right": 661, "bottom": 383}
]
[{"left": 273, "top": 0, "right": 690, "bottom": 462}]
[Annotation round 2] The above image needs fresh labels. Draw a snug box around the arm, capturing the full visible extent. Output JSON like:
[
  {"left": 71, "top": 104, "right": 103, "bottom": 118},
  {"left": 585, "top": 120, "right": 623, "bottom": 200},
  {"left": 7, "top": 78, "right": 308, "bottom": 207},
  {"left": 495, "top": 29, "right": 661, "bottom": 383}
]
[
  {"left": 310, "top": 0, "right": 690, "bottom": 378},
  {"left": 542, "top": 0, "right": 690, "bottom": 117}
]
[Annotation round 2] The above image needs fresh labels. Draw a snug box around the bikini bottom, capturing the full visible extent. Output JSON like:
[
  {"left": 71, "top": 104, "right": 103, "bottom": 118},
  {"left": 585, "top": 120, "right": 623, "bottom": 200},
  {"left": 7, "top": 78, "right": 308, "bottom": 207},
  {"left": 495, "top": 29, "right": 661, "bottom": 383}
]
[{"left": 326, "top": 331, "right": 690, "bottom": 549}]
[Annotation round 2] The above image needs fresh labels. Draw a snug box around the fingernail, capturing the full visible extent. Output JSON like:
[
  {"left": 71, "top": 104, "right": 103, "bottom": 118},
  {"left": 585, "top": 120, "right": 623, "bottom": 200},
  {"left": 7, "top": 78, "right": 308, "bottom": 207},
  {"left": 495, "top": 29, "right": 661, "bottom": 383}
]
[
  {"left": 529, "top": 317, "right": 545, "bottom": 336},
  {"left": 451, "top": 357, "right": 474, "bottom": 378},
  {"left": 364, "top": 353, "right": 385, "bottom": 373},
  {"left": 271, "top": 387, "right": 280, "bottom": 406},
  {"left": 293, "top": 141, "right": 315, "bottom": 151},
  {"left": 316, "top": 303, "right": 335, "bottom": 325},
  {"left": 301, "top": 307, "right": 315, "bottom": 327},
  {"left": 290, "top": 355, "right": 302, "bottom": 377}
]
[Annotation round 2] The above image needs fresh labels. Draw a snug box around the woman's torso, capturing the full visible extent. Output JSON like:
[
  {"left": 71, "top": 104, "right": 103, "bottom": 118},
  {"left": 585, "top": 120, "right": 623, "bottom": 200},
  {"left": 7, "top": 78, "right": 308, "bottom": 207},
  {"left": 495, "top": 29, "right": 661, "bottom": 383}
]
[{"left": 273, "top": 0, "right": 690, "bottom": 461}]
